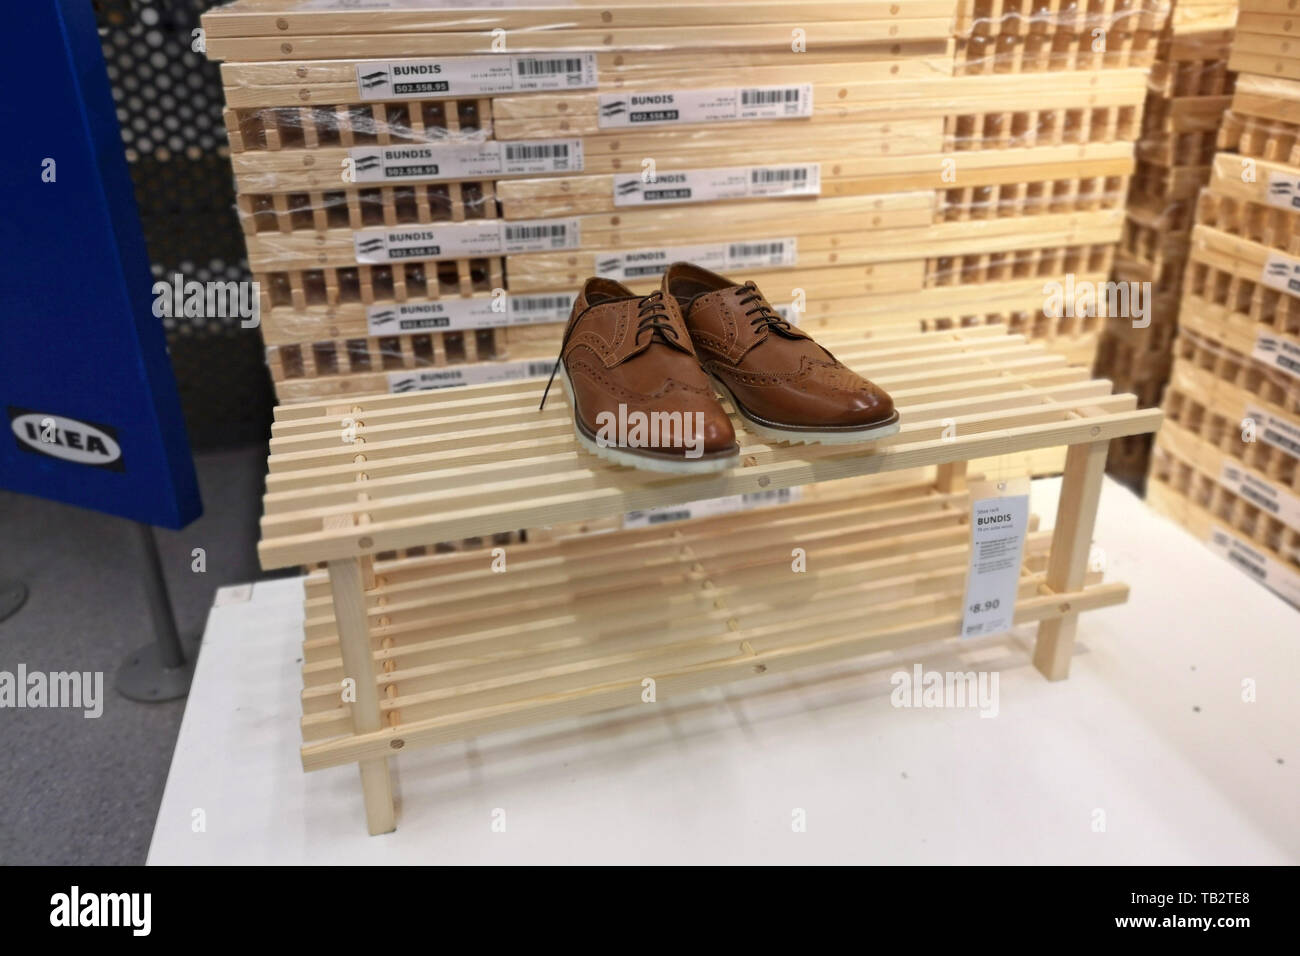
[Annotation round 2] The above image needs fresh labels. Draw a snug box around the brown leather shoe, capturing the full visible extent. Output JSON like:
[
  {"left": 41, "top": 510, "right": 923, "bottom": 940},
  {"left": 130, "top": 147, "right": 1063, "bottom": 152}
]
[
  {"left": 663, "top": 263, "right": 900, "bottom": 445},
  {"left": 540, "top": 276, "right": 739, "bottom": 473}
]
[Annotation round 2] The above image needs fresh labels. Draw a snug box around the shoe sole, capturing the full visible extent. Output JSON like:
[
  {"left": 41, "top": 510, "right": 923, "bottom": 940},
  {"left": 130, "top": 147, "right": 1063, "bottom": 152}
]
[
  {"left": 708, "top": 373, "right": 901, "bottom": 446},
  {"left": 559, "top": 365, "right": 741, "bottom": 474}
]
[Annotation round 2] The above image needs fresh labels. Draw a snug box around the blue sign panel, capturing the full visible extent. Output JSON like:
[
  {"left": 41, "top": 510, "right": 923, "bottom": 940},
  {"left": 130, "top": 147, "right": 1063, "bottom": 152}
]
[{"left": 0, "top": 1, "right": 201, "bottom": 529}]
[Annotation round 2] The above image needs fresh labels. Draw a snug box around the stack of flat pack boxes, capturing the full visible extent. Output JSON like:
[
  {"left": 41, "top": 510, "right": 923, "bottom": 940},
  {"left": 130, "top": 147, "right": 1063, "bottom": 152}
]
[
  {"left": 202, "top": 0, "right": 1166, "bottom": 416},
  {"left": 1146, "top": 0, "right": 1300, "bottom": 606},
  {"left": 1093, "top": 0, "right": 1238, "bottom": 486}
]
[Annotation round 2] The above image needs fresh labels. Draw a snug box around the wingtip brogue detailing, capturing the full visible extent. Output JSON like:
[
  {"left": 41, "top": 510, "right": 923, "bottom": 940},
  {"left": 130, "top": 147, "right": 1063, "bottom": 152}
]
[
  {"left": 664, "top": 263, "right": 900, "bottom": 445},
  {"left": 544, "top": 275, "right": 739, "bottom": 473}
]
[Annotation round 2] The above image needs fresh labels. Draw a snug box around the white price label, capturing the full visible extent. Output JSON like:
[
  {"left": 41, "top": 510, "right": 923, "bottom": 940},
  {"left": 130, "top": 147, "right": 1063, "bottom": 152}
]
[
  {"left": 1260, "top": 253, "right": 1300, "bottom": 296},
  {"left": 357, "top": 53, "right": 596, "bottom": 99},
  {"left": 623, "top": 487, "right": 800, "bottom": 529},
  {"left": 366, "top": 295, "right": 570, "bottom": 334},
  {"left": 348, "top": 139, "right": 582, "bottom": 183},
  {"left": 371, "top": 293, "right": 571, "bottom": 334},
  {"left": 1266, "top": 171, "right": 1300, "bottom": 210},
  {"left": 1246, "top": 404, "right": 1300, "bottom": 461},
  {"left": 611, "top": 164, "right": 820, "bottom": 206},
  {"left": 597, "top": 85, "right": 813, "bottom": 128},
  {"left": 354, "top": 217, "right": 581, "bottom": 262},
  {"left": 1218, "top": 462, "right": 1300, "bottom": 531},
  {"left": 1252, "top": 330, "right": 1300, "bottom": 382},
  {"left": 594, "top": 238, "right": 797, "bottom": 282},
  {"left": 960, "top": 490, "right": 1030, "bottom": 638},
  {"left": 1207, "top": 528, "right": 1300, "bottom": 606},
  {"left": 387, "top": 359, "right": 554, "bottom": 393}
]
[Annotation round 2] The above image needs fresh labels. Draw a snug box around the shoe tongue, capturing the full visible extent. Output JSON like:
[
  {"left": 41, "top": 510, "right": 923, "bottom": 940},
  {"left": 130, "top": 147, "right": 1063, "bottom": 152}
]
[{"left": 626, "top": 295, "right": 693, "bottom": 362}]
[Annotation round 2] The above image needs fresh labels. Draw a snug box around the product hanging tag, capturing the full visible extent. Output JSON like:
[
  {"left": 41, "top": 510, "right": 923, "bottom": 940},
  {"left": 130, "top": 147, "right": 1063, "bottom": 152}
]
[{"left": 960, "top": 477, "right": 1030, "bottom": 639}]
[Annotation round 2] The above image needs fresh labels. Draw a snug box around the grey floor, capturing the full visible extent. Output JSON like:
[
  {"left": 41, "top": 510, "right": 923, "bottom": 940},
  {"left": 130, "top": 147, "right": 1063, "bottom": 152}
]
[{"left": 0, "top": 446, "right": 281, "bottom": 865}]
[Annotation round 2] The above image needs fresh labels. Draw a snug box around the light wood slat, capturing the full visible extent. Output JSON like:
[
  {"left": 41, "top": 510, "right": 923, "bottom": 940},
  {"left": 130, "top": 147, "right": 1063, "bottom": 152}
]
[
  {"left": 220, "top": 42, "right": 953, "bottom": 86},
  {"left": 206, "top": 20, "right": 957, "bottom": 61},
  {"left": 220, "top": 47, "right": 957, "bottom": 109},
  {"left": 491, "top": 68, "right": 1148, "bottom": 121},
  {"left": 202, "top": 1, "right": 958, "bottom": 38},
  {"left": 491, "top": 72, "right": 1148, "bottom": 139}
]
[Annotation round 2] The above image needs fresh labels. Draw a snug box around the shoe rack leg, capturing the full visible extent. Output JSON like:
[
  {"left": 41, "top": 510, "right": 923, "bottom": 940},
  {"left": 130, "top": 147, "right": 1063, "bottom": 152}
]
[
  {"left": 936, "top": 461, "right": 968, "bottom": 493},
  {"left": 327, "top": 555, "right": 396, "bottom": 835},
  {"left": 1033, "top": 440, "right": 1108, "bottom": 681}
]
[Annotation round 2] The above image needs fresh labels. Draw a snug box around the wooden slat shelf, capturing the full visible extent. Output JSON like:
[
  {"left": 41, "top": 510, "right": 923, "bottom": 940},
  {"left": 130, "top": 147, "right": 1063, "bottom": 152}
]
[
  {"left": 257, "top": 319, "right": 1160, "bottom": 832},
  {"left": 259, "top": 324, "right": 1158, "bottom": 567},
  {"left": 294, "top": 481, "right": 1120, "bottom": 754}
]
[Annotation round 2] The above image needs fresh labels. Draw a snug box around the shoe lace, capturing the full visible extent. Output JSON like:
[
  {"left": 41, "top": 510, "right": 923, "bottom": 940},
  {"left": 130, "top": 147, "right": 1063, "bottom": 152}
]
[
  {"left": 737, "top": 281, "right": 791, "bottom": 335},
  {"left": 539, "top": 291, "right": 678, "bottom": 411},
  {"left": 634, "top": 290, "right": 680, "bottom": 346}
]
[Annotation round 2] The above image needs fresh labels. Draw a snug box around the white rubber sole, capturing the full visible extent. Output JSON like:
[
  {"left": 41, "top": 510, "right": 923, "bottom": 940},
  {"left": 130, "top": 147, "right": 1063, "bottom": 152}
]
[
  {"left": 559, "top": 365, "right": 740, "bottom": 474},
  {"left": 708, "top": 374, "right": 901, "bottom": 446}
]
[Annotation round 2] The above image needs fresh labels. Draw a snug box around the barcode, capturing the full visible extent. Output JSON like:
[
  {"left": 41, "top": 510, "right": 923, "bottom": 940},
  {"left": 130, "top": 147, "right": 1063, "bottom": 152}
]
[
  {"left": 742, "top": 488, "right": 794, "bottom": 506},
  {"left": 517, "top": 57, "right": 584, "bottom": 76},
  {"left": 1239, "top": 484, "right": 1279, "bottom": 513},
  {"left": 741, "top": 88, "right": 801, "bottom": 106},
  {"left": 648, "top": 510, "right": 692, "bottom": 524},
  {"left": 504, "top": 143, "right": 570, "bottom": 161},
  {"left": 511, "top": 295, "right": 573, "bottom": 313},
  {"left": 751, "top": 167, "right": 807, "bottom": 184},
  {"left": 527, "top": 362, "right": 555, "bottom": 377},
  {"left": 505, "top": 224, "right": 569, "bottom": 241},
  {"left": 729, "top": 241, "right": 785, "bottom": 259},
  {"left": 1227, "top": 549, "right": 1267, "bottom": 580},
  {"left": 1262, "top": 426, "right": 1300, "bottom": 456}
]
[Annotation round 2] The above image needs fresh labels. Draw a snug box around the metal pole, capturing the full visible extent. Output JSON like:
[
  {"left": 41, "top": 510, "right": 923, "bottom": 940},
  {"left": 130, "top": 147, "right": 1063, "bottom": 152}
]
[
  {"left": 0, "top": 579, "right": 27, "bottom": 622},
  {"left": 115, "top": 521, "right": 193, "bottom": 701}
]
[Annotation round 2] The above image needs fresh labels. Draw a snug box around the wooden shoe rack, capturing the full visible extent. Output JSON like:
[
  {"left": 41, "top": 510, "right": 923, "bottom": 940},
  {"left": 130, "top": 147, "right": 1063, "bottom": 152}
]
[{"left": 257, "top": 324, "right": 1161, "bottom": 833}]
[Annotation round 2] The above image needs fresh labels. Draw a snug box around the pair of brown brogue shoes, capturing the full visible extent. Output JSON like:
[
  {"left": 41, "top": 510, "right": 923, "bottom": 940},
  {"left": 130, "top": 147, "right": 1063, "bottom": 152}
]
[{"left": 540, "top": 263, "right": 900, "bottom": 473}]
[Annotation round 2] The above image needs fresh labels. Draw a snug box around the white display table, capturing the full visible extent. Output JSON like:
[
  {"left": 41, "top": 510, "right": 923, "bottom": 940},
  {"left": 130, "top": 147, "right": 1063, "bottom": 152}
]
[{"left": 148, "top": 477, "right": 1299, "bottom": 864}]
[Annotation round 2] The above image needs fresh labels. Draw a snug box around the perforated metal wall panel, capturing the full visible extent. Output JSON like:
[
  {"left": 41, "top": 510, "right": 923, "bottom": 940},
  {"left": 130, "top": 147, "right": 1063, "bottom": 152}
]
[{"left": 95, "top": 0, "right": 273, "bottom": 449}]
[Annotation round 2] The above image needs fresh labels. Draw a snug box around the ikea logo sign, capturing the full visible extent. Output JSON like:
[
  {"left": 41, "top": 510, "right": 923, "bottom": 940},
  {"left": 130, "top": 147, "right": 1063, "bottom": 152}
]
[{"left": 8, "top": 408, "right": 124, "bottom": 472}]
